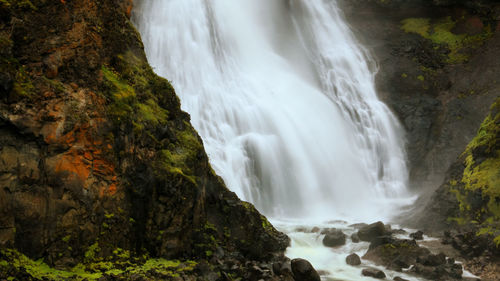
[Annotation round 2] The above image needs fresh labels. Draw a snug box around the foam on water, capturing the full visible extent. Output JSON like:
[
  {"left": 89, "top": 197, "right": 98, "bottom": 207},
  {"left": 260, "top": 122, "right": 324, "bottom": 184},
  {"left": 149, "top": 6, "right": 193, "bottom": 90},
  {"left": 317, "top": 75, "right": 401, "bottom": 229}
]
[{"left": 273, "top": 219, "right": 427, "bottom": 281}]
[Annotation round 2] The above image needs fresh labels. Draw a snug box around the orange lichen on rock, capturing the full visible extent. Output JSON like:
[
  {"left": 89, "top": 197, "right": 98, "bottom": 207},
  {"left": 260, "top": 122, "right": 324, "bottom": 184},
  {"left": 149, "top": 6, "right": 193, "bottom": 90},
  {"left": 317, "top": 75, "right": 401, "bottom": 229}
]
[
  {"left": 42, "top": 122, "right": 64, "bottom": 144},
  {"left": 55, "top": 150, "right": 91, "bottom": 183},
  {"left": 108, "top": 183, "right": 117, "bottom": 195},
  {"left": 53, "top": 135, "right": 119, "bottom": 197},
  {"left": 124, "top": 0, "right": 134, "bottom": 18},
  {"left": 40, "top": 93, "right": 119, "bottom": 197}
]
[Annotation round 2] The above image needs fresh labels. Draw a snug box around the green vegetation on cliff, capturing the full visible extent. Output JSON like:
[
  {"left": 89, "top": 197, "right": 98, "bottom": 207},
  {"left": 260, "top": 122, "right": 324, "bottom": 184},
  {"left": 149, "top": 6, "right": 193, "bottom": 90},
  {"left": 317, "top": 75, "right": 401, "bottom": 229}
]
[
  {"left": 101, "top": 52, "right": 170, "bottom": 129},
  {"left": 101, "top": 51, "right": 203, "bottom": 184},
  {"left": 450, "top": 98, "right": 500, "bottom": 245},
  {"left": 401, "top": 16, "right": 492, "bottom": 63}
]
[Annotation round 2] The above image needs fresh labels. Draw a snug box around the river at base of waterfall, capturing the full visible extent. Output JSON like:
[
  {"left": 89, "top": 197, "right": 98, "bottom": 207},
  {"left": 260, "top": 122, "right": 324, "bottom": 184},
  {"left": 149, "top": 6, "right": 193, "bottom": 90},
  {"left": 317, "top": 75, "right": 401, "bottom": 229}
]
[{"left": 273, "top": 218, "right": 480, "bottom": 281}]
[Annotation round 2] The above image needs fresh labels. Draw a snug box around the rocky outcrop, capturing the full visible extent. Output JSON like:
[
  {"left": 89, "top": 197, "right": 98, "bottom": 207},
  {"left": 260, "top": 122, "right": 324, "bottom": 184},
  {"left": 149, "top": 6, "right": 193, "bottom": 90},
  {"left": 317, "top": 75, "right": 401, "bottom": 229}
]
[
  {"left": 363, "top": 236, "right": 464, "bottom": 280},
  {"left": 0, "top": 0, "right": 288, "bottom": 277},
  {"left": 415, "top": 98, "right": 500, "bottom": 254},
  {"left": 339, "top": 2, "right": 500, "bottom": 277}
]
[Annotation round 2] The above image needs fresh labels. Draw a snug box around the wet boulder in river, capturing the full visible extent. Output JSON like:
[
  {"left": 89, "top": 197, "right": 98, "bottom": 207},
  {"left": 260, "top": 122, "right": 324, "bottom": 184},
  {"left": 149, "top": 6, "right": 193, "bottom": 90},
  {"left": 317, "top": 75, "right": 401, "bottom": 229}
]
[
  {"left": 362, "top": 267, "right": 386, "bottom": 279},
  {"left": 357, "top": 221, "right": 388, "bottom": 242},
  {"left": 322, "top": 229, "right": 347, "bottom": 247},
  {"left": 291, "top": 258, "right": 320, "bottom": 281},
  {"left": 345, "top": 253, "right": 361, "bottom": 266},
  {"left": 410, "top": 230, "right": 424, "bottom": 240}
]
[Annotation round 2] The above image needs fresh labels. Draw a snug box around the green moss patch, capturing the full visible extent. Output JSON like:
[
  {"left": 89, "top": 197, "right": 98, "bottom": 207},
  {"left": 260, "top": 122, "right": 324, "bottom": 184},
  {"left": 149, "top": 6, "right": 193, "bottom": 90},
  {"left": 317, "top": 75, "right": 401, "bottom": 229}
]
[
  {"left": 153, "top": 122, "right": 203, "bottom": 183},
  {"left": 12, "top": 65, "right": 36, "bottom": 97},
  {"left": 402, "top": 18, "right": 430, "bottom": 37},
  {"left": 103, "top": 51, "right": 206, "bottom": 184},
  {"left": 101, "top": 52, "right": 171, "bottom": 129},
  {"left": 0, "top": 248, "right": 197, "bottom": 281},
  {"left": 401, "top": 17, "right": 493, "bottom": 64},
  {"left": 0, "top": 0, "right": 37, "bottom": 10},
  {"left": 451, "top": 98, "right": 500, "bottom": 245}
]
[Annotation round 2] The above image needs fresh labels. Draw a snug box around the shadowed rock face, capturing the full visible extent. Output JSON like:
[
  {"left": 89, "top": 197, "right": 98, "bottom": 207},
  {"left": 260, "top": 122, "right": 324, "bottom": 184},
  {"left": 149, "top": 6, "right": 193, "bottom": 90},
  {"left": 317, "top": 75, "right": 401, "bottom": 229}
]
[
  {"left": 339, "top": 0, "right": 500, "bottom": 191},
  {"left": 0, "top": 0, "right": 288, "bottom": 267},
  {"left": 338, "top": 2, "right": 500, "bottom": 276}
]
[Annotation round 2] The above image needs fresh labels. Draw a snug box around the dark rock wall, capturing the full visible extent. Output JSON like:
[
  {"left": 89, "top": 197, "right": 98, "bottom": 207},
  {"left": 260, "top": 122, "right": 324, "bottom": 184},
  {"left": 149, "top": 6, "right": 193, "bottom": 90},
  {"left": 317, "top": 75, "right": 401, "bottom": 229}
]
[
  {"left": 414, "top": 98, "right": 499, "bottom": 245},
  {"left": 0, "top": 0, "right": 288, "bottom": 267},
  {"left": 338, "top": 0, "right": 500, "bottom": 252},
  {"left": 339, "top": 0, "right": 500, "bottom": 191}
]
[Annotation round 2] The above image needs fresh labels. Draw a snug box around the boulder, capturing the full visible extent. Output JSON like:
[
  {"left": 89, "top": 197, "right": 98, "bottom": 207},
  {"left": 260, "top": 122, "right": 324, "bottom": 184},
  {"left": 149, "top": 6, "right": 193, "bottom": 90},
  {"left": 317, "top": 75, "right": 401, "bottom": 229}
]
[
  {"left": 291, "top": 258, "right": 320, "bottom": 281},
  {"left": 361, "top": 268, "right": 386, "bottom": 279},
  {"left": 345, "top": 253, "right": 361, "bottom": 266},
  {"left": 417, "top": 253, "right": 446, "bottom": 266},
  {"left": 357, "top": 221, "right": 387, "bottom": 242},
  {"left": 322, "top": 229, "right": 346, "bottom": 247},
  {"left": 410, "top": 230, "right": 424, "bottom": 240},
  {"left": 393, "top": 277, "right": 409, "bottom": 281},
  {"left": 391, "top": 229, "right": 407, "bottom": 235},
  {"left": 363, "top": 238, "right": 430, "bottom": 271},
  {"left": 410, "top": 263, "right": 462, "bottom": 280},
  {"left": 368, "top": 235, "right": 396, "bottom": 250},
  {"left": 364, "top": 237, "right": 464, "bottom": 280}
]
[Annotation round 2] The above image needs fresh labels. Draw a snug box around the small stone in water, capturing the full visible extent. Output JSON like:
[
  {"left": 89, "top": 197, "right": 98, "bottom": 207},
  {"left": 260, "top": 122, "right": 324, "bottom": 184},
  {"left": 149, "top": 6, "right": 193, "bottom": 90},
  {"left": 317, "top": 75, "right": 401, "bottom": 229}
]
[
  {"left": 361, "top": 267, "right": 386, "bottom": 279},
  {"left": 410, "top": 230, "right": 424, "bottom": 240},
  {"left": 345, "top": 253, "right": 361, "bottom": 266}
]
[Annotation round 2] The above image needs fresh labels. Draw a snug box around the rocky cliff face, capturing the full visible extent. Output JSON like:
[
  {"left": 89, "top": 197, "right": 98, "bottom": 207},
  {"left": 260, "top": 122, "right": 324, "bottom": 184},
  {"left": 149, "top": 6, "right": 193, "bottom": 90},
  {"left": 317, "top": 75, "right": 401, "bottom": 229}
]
[
  {"left": 0, "top": 0, "right": 288, "bottom": 277},
  {"left": 340, "top": 0, "right": 500, "bottom": 191},
  {"left": 337, "top": 2, "right": 500, "bottom": 279},
  {"left": 339, "top": 0, "right": 500, "bottom": 267},
  {"left": 413, "top": 98, "right": 500, "bottom": 279},
  {"left": 414, "top": 98, "right": 499, "bottom": 235}
]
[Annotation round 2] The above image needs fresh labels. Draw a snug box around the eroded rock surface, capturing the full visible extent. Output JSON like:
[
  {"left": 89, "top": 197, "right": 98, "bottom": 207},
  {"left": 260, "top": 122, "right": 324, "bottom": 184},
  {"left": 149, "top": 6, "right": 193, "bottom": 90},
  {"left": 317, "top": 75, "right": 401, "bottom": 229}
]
[{"left": 0, "top": 0, "right": 289, "bottom": 278}]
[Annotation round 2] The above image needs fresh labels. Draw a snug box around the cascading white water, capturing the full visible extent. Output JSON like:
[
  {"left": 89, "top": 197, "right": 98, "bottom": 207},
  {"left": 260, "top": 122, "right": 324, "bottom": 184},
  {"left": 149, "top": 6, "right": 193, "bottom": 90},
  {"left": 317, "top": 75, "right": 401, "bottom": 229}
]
[
  {"left": 131, "top": 1, "right": 441, "bottom": 280},
  {"left": 132, "top": 0, "right": 411, "bottom": 221}
]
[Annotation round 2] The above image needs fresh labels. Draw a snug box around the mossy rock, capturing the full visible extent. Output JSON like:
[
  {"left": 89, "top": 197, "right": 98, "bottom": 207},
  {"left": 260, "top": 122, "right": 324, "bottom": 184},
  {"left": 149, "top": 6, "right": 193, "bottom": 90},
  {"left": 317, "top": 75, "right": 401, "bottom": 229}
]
[
  {"left": 0, "top": 248, "right": 197, "bottom": 281},
  {"left": 401, "top": 16, "right": 493, "bottom": 64},
  {"left": 450, "top": 98, "right": 500, "bottom": 246},
  {"left": 363, "top": 239, "right": 431, "bottom": 270}
]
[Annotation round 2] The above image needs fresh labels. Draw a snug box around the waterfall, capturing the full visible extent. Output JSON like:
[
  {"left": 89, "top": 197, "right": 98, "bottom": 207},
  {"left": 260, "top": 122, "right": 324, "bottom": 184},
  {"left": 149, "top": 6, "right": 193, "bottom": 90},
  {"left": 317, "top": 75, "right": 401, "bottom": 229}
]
[{"left": 132, "top": 0, "right": 412, "bottom": 222}]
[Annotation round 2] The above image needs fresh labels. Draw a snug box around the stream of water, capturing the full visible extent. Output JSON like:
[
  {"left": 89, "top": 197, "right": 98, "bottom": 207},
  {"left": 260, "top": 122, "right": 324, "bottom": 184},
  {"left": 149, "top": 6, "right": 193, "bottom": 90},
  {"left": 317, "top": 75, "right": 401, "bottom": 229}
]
[{"left": 132, "top": 0, "right": 423, "bottom": 279}]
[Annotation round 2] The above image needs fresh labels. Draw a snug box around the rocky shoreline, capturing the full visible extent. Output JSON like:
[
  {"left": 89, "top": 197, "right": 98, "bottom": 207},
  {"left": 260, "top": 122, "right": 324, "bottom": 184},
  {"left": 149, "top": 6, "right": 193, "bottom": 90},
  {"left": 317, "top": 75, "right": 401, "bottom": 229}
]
[{"left": 292, "top": 220, "right": 497, "bottom": 280}]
